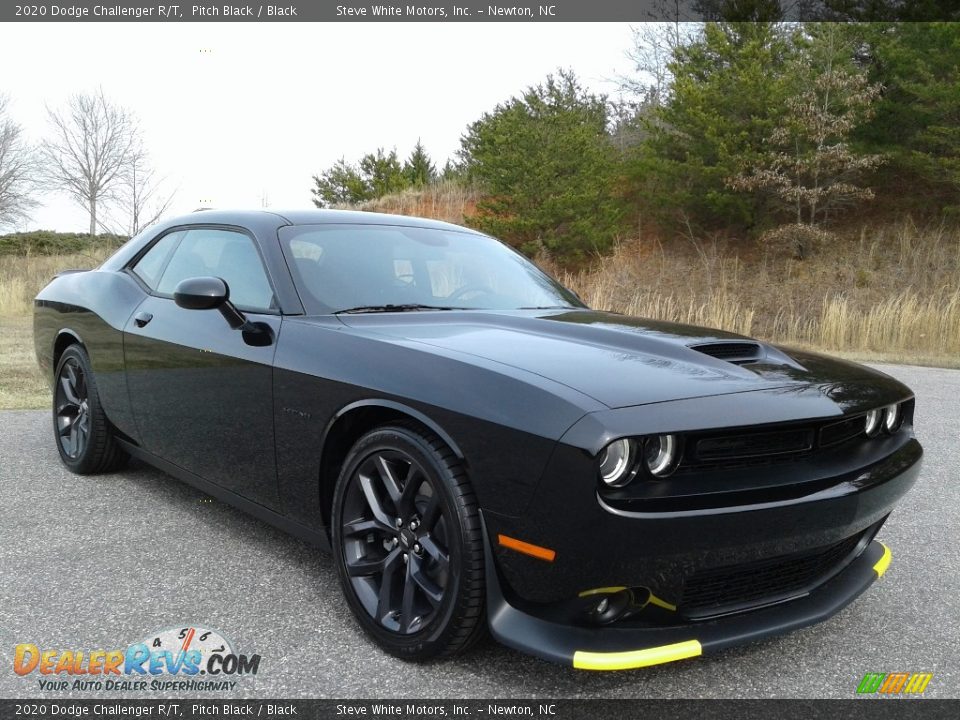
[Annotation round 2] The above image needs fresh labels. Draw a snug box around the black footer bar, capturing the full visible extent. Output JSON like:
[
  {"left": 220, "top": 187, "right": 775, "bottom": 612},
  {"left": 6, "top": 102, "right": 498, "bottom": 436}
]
[{"left": 1, "top": 699, "right": 957, "bottom": 720}]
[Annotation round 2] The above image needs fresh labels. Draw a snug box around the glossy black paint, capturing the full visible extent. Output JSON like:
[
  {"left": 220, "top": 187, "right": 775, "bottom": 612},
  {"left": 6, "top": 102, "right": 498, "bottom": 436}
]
[
  {"left": 34, "top": 209, "right": 922, "bottom": 665},
  {"left": 123, "top": 295, "right": 282, "bottom": 508},
  {"left": 35, "top": 270, "right": 147, "bottom": 442},
  {"left": 173, "top": 275, "right": 229, "bottom": 310}
]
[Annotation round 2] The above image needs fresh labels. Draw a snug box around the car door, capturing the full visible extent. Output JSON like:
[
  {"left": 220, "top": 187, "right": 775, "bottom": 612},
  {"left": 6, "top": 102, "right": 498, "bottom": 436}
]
[{"left": 122, "top": 225, "right": 282, "bottom": 510}]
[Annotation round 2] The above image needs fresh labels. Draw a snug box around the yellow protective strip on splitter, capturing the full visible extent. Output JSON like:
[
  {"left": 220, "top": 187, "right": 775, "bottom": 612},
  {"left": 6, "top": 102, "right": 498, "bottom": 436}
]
[
  {"left": 873, "top": 542, "right": 892, "bottom": 577},
  {"left": 647, "top": 593, "right": 678, "bottom": 612},
  {"left": 573, "top": 640, "right": 702, "bottom": 671},
  {"left": 577, "top": 586, "right": 627, "bottom": 598}
]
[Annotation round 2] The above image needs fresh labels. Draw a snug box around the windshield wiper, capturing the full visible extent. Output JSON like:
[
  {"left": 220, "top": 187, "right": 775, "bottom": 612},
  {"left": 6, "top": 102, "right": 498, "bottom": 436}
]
[
  {"left": 334, "top": 304, "right": 466, "bottom": 315},
  {"left": 517, "top": 305, "right": 575, "bottom": 310}
]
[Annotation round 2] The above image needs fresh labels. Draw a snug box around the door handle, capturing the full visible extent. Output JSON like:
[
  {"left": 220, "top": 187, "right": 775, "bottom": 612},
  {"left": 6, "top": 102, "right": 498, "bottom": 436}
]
[{"left": 134, "top": 311, "right": 153, "bottom": 328}]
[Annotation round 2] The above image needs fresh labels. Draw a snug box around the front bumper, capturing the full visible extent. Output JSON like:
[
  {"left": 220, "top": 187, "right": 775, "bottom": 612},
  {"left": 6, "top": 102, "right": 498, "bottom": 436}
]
[
  {"left": 480, "top": 430, "right": 920, "bottom": 668},
  {"left": 485, "top": 531, "right": 892, "bottom": 670},
  {"left": 484, "top": 436, "right": 921, "bottom": 607}
]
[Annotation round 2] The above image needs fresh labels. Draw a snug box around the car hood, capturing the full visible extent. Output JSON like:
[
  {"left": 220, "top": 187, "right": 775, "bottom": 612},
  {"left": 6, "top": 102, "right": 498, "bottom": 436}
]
[{"left": 336, "top": 309, "right": 902, "bottom": 409}]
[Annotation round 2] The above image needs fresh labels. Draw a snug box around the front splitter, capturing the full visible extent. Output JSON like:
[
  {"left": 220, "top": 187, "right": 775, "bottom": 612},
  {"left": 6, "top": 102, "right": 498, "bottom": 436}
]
[{"left": 483, "top": 523, "right": 891, "bottom": 670}]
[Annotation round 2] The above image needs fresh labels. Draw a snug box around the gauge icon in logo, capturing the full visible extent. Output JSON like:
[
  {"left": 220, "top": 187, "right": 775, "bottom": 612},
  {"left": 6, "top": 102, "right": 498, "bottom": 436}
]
[{"left": 137, "top": 626, "right": 234, "bottom": 672}]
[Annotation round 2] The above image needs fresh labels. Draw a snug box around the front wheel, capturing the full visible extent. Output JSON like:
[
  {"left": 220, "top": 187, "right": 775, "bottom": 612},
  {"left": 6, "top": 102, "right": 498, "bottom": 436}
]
[
  {"left": 332, "top": 423, "right": 486, "bottom": 660},
  {"left": 52, "top": 344, "right": 128, "bottom": 474}
]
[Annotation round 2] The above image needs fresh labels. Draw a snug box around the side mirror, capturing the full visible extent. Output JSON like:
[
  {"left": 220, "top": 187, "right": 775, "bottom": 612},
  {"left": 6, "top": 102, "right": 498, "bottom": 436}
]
[
  {"left": 174, "top": 276, "right": 228, "bottom": 310},
  {"left": 173, "top": 276, "right": 272, "bottom": 347}
]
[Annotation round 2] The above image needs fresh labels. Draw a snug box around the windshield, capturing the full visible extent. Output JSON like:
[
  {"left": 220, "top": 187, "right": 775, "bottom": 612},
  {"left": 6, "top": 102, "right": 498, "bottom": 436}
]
[{"left": 279, "top": 223, "right": 584, "bottom": 314}]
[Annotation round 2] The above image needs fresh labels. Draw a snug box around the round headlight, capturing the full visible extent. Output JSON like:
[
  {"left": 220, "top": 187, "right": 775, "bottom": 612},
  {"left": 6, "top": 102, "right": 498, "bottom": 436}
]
[
  {"left": 599, "top": 439, "right": 636, "bottom": 486},
  {"left": 883, "top": 404, "right": 902, "bottom": 433},
  {"left": 864, "top": 409, "right": 882, "bottom": 437},
  {"left": 643, "top": 434, "right": 679, "bottom": 477}
]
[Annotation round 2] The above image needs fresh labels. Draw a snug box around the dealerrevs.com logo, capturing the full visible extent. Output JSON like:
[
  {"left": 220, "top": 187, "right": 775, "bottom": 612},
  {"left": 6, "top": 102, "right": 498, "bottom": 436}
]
[{"left": 14, "top": 626, "right": 261, "bottom": 692}]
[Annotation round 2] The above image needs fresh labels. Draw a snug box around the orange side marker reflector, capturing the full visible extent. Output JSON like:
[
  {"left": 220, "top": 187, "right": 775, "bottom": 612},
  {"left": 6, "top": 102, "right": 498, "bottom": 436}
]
[{"left": 498, "top": 534, "right": 556, "bottom": 562}]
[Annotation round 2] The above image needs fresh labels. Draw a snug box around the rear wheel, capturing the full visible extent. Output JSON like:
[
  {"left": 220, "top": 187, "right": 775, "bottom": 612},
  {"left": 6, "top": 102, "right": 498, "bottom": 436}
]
[
  {"left": 332, "top": 423, "right": 486, "bottom": 660},
  {"left": 53, "top": 344, "right": 128, "bottom": 474}
]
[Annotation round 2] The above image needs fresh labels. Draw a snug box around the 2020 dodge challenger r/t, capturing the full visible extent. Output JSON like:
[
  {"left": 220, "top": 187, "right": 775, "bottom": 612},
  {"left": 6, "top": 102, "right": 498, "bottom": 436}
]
[{"left": 34, "top": 210, "right": 921, "bottom": 670}]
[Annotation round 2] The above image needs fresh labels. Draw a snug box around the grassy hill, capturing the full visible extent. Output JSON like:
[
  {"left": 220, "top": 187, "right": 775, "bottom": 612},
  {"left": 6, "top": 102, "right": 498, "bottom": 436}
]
[{"left": 361, "top": 185, "right": 960, "bottom": 367}]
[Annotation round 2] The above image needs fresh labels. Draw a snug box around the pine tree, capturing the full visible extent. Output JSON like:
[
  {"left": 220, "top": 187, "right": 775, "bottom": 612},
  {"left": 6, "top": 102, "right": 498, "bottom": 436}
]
[
  {"left": 310, "top": 158, "right": 369, "bottom": 208},
  {"left": 459, "top": 69, "right": 624, "bottom": 262},
  {"left": 853, "top": 22, "right": 960, "bottom": 208},
  {"left": 311, "top": 148, "right": 410, "bottom": 207},
  {"left": 403, "top": 140, "right": 436, "bottom": 187},
  {"left": 359, "top": 148, "right": 408, "bottom": 198},
  {"left": 632, "top": 22, "right": 796, "bottom": 230}
]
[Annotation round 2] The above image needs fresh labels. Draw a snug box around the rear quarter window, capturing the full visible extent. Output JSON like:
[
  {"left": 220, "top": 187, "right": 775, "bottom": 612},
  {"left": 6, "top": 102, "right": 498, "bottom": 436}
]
[{"left": 130, "top": 231, "right": 184, "bottom": 290}]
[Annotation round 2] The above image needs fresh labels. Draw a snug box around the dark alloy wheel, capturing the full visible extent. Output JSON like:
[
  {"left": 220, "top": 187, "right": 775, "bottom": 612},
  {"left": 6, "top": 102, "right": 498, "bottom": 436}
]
[
  {"left": 52, "top": 345, "right": 128, "bottom": 474},
  {"left": 55, "top": 354, "right": 90, "bottom": 461},
  {"left": 341, "top": 449, "right": 451, "bottom": 634},
  {"left": 332, "top": 423, "right": 486, "bottom": 660}
]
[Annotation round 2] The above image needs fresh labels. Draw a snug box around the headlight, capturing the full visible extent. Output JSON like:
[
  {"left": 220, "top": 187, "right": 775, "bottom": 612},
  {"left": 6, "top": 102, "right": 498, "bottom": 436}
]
[
  {"left": 864, "top": 409, "right": 882, "bottom": 437},
  {"left": 883, "top": 403, "right": 902, "bottom": 433},
  {"left": 643, "top": 434, "right": 680, "bottom": 477},
  {"left": 598, "top": 438, "right": 636, "bottom": 486}
]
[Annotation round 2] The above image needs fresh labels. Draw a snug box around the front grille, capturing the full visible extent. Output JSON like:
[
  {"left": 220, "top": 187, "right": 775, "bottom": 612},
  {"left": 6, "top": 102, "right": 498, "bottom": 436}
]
[
  {"left": 680, "top": 532, "right": 865, "bottom": 619},
  {"left": 820, "top": 416, "right": 866, "bottom": 447},
  {"left": 678, "top": 413, "right": 873, "bottom": 472},
  {"left": 689, "top": 341, "right": 762, "bottom": 364},
  {"left": 695, "top": 428, "right": 814, "bottom": 462}
]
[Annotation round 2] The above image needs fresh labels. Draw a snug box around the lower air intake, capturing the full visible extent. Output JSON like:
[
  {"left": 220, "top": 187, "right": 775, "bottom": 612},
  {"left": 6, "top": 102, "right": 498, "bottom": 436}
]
[{"left": 680, "top": 531, "right": 866, "bottom": 619}]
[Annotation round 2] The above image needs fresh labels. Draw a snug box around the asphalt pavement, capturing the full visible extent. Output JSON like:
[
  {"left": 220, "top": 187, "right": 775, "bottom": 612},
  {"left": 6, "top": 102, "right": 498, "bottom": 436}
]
[{"left": 1, "top": 363, "right": 957, "bottom": 699}]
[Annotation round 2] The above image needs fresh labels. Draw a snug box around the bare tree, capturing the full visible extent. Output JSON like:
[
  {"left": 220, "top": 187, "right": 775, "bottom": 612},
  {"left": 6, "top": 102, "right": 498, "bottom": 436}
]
[
  {"left": 100, "top": 144, "right": 175, "bottom": 236},
  {"left": 42, "top": 89, "right": 137, "bottom": 236},
  {"left": 612, "top": 19, "right": 701, "bottom": 151},
  {"left": 620, "top": 21, "right": 695, "bottom": 109},
  {"left": 0, "top": 94, "right": 39, "bottom": 229}
]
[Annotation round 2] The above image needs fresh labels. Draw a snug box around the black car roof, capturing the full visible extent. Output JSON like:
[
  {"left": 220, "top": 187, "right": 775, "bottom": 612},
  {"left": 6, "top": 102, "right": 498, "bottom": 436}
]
[
  {"left": 278, "top": 208, "right": 481, "bottom": 233},
  {"left": 100, "top": 208, "right": 487, "bottom": 274},
  {"left": 177, "top": 208, "right": 483, "bottom": 234}
]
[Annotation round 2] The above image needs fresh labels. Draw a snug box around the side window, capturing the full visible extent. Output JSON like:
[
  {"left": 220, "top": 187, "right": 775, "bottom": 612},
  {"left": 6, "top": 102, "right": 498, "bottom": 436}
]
[
  {"left": 156, "top": 228, "right": 276, "bottom": 312},
  {"left": 131, "top": 231, "right": 184, "bottom": 290}
]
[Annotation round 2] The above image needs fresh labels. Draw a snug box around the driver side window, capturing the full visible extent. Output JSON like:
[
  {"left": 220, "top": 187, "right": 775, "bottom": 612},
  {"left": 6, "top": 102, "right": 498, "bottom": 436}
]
[{"left": 154, "top": 228, "right": 276, "bottom": 312}]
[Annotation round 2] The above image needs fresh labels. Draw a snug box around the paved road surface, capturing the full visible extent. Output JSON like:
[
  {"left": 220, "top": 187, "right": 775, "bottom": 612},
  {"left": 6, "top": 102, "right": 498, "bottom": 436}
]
[{"left": 1, "top": 364, "right": 957, "bottom": 698}]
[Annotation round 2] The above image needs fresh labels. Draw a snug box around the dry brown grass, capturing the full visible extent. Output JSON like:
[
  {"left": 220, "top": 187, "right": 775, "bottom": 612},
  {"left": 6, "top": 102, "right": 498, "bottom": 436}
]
[
  {"left": 0, "top": 244, "right": 115, "bottom": 317},
  {"left": 0, "top": 244, "right": 114, "bottom": 409},
  {"left": 548, "top": 219, "right": 960, "bottom": 361},
  {"left": 357, "top": 180, "right": 480, "bottom": 224},
  {"left": 0, "top": 315, "right": 49, "bottom": 409}
]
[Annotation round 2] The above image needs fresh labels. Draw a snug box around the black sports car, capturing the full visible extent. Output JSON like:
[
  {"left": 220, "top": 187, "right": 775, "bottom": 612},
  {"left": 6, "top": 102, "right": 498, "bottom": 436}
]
[{"left": 34, "top": 209, "right": 921, "bottom": 670}]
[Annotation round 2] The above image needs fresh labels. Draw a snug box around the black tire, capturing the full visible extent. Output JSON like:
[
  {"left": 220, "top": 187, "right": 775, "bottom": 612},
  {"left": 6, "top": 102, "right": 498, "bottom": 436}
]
[
  {"left": 332, "top": 422, "right": 486, "bottom": 661},
  {"left": 52, "top": 344, "right": 129, "bottom": 474}
]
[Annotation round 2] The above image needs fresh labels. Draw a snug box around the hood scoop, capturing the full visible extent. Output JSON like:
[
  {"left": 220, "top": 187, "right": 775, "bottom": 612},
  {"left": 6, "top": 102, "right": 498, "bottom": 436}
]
[{"left": 689, "top": 341, "right": 763, "bottom": 365}]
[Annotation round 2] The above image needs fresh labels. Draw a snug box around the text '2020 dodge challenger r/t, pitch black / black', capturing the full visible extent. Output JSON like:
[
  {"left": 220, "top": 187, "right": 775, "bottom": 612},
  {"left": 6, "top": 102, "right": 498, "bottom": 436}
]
[{"left": 34, "top": 210, "right": 921, "bottom": 670}]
